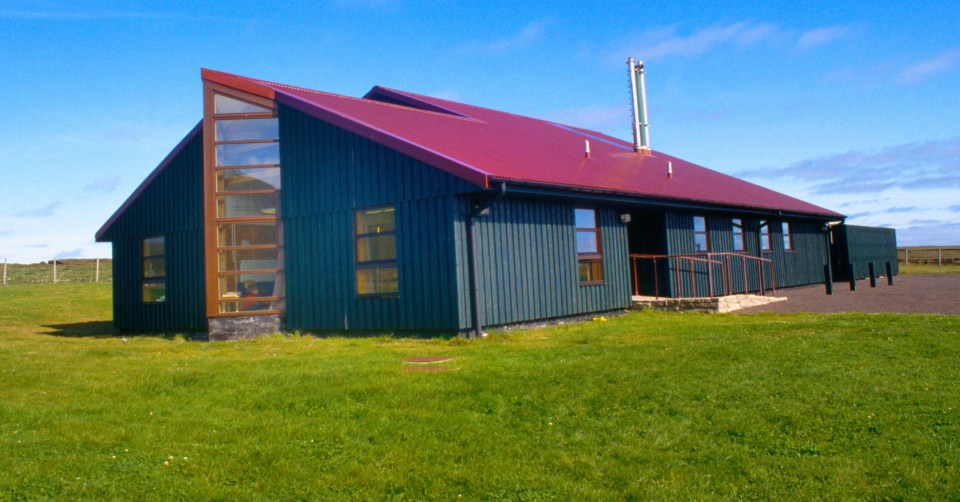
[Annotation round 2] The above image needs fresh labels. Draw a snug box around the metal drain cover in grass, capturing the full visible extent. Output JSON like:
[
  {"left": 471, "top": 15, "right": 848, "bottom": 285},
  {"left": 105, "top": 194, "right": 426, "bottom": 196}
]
[
  {"left": 402, "top": 356, "right": 456, "bottom": 371},
  {"left": 402, "top": 356, "right": 455, "bottom": 364}
]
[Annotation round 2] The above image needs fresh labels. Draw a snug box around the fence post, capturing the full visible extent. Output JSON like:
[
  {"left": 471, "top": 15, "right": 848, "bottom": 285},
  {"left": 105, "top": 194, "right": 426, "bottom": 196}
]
[
  {"left": 938, "top": 247, "right": 942, "bottom": 268},
  {"left": 868, "top": 262, "right": 876, "bottom": 288},
  {"left": 53, "top": 259, "right": 58, "bottom": 284},
  {"left": 2, "top": 258, "right": 6, "bottom": 287},
  {"left": 823, "top": 264, "right": 833, "bottom": 295},
  {"left": 905, "top": 248, "right": 909, "bottom": 264},
  {"left": 96, "top": 258, "right": 100, "bottom": 283}
]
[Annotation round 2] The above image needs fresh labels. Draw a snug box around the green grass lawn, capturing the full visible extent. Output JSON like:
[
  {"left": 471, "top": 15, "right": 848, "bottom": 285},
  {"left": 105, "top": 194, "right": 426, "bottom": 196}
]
[{"left": 1, "top": 283, "right": 958, "bottom": 499}]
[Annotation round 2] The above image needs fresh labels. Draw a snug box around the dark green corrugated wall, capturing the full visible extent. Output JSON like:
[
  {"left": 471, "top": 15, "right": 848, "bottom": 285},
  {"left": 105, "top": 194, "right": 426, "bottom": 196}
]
[
  {"left": 279, "top": 105, "right": 476, "bottom": 332},
  {"left": 664, "top": 211, "right": 828, "bottom": 297},
  {"left": 454, "top": 197, "right": 631, "bottom": 330},
  {"left": 100, "top": 128, "right": 206, "bottom": 331},
  {"left": 831, "top": 224, "right": 899, "bottom": 280}
]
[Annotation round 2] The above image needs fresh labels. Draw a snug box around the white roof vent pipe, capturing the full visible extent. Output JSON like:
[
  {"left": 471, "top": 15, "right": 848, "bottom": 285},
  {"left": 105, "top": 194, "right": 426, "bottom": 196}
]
[{"left": 627, "top": 57, "right": 651, "bottom": 152}]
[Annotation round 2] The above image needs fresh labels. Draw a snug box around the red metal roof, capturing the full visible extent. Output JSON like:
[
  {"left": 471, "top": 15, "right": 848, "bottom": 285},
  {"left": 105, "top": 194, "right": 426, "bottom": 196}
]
[{"left": 202, "top": 69, "right": 843, "bottom": 218}]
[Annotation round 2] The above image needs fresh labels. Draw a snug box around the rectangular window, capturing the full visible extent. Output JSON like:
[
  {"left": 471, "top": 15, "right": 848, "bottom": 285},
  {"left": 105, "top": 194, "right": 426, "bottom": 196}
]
[
  {"left": 575, "top": 208, "right": 603, "bottom": 284},
  {"left": 760, "top": 220, "right": 771, "bottom": 251},
  {"left": 142, "top": 236, "right": 165, "bottom": 303},
  {"left": 693, "top": 215, "right": 709, "bottom": 253},
  {"left": 356, "top": 207, "right": 398, "bottom": 295},
  {"left": 782, "top": 221, "right": 793, "bottom": 251},
  {"left": 732, "top": 218, "right": 745, "bottom": 252}
]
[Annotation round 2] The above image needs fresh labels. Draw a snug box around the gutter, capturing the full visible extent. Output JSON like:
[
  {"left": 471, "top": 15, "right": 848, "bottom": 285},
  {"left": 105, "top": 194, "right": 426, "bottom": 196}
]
[
  {"left": 492, "top": 178, "right": 844, "bottom": 222},
  {"left": 466, "top": 182, "right": 507, "bottom": 338}
]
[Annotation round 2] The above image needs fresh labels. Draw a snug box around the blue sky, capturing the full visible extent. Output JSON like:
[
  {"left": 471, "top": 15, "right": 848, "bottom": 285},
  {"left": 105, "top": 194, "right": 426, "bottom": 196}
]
[{"left": 1, "top": 0, "right": 958, "bottom": 263}]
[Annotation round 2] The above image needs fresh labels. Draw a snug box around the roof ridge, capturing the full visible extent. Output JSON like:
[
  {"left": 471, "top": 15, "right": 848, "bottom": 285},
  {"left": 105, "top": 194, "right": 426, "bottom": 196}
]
[{"left": 252, "top": 78, "right": 485, "bottom": 124}]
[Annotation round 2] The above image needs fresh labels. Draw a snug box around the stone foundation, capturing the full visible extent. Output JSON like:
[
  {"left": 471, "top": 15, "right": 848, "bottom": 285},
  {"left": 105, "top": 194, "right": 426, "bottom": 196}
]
[
  {"left": 632, "top": 294, "right": 786, "bottom": 313},
  {"left": 208, "top": 315, "right": 283, "bottom": 341}
]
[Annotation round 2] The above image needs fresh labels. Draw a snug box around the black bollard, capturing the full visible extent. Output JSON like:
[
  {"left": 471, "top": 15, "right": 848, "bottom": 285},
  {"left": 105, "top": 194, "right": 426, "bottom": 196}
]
[
  {"left": 848, "top": 263, "right": 856, "bottom": 291},
  {"left": 824, "top": 264, "right": 833, "bottom": 295},
  {"left": 869, "top": 262, "right": 877, "bottom": 288},
  {"left": 886, "top": 261, "right": 894, "bottom": 285}
]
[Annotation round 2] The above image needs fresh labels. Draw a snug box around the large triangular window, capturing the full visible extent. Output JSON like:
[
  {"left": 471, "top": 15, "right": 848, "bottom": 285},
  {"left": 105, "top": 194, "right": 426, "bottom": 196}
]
[{"left": 214, "top": 94, "right": 272, "bottom": 114}]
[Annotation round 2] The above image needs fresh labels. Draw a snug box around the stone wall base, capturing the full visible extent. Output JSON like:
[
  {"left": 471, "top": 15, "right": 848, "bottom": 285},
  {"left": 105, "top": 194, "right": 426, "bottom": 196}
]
[
  {"left": 208, "top": 315, "right": 283, "bottom": 341},
  {"left": 632, "top": 294, "right": 786, "bottom": 313}
]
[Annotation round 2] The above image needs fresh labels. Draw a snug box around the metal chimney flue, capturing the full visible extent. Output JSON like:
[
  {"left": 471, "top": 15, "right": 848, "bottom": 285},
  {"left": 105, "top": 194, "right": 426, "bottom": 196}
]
[{"left": 627, "top": 57, "right": 650, "bottom": 152}]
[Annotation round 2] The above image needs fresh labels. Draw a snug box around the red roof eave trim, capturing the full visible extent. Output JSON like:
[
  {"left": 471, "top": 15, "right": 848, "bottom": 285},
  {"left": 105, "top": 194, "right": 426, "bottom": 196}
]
[
  {"left": 274, "top": 91, "right": 489, "bottom": 189},
  {"left": 95, "top": 121, "right": 203, "bottom": 242},
  {"left": 200, "top": 68, "right": 276, "bottom": 101}
]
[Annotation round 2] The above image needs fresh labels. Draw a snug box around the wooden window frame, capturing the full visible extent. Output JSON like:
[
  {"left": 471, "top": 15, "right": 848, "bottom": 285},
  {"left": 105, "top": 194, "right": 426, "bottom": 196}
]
[
  {"left": 575, "top": 208, "right": 604, "bottom": 285},
  {"left": 355, "top": 205, "right": 399, "bottom": 297},
  {"left": 732, "top": 218, "right": 746, "bottom": 253},
  {"left": 759, "top": 220, "right": 772, "bottom": 252},
  {"left": 141, "top": 236, "right": 166, "bottom": 304},
  {"left": 782, "top": 221, "right": 794, "bottom": 252},
  {"left": 203, "top": 83, "right": 284, "bottom": 317},
  {"left": 693, "top": 215, "right": 710, "bottom": 253}
]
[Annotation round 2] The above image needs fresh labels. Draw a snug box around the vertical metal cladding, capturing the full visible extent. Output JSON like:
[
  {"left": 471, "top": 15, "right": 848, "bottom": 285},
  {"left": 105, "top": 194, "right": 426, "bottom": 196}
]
[
  {"left": 278, "top": 105, "right": 476, "bottom": 332},
  {"left": 454, "top": 197, "right": 631, "bottom": 330},
  {"left": 831, "top": 224, "right": 899, "bottom": 280},
  {"left": 664, "top": 211, "right": 829, "bottom": 297},
  {"left": 101, "top": 131, "right": 206, "bottom": 331}
]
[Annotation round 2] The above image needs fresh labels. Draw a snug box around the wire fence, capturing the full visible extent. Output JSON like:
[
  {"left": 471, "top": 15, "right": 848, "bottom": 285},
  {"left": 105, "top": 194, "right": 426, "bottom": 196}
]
[
  {"left": 898, "top": 247, "right": 960, "bottom": 266},
  {"left": 1, "top": 258, "right": 112, "bottom": 286}
]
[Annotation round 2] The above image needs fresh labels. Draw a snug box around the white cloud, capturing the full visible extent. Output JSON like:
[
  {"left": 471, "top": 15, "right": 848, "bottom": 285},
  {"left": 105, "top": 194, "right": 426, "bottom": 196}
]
[
  {"left": 797, "top": 25, "right": 853, "bottom": 50},
  {"left": 896, "top": 48, "right": 960, "bottom": 85},
  {"left": 15, "top": 202, "right": 61, "bottom": 218},
  {"left": 606, "top": 21, "right": 781, "bottom": 64},
  {"left": 459, "top": 19, "right": 552, "bottom": 55}
]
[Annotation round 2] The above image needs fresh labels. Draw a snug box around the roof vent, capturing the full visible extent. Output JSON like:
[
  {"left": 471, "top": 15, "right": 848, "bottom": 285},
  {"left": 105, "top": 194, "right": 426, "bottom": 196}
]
[{"left": 627, "top": 57, "right": 650, "bottom": 152}]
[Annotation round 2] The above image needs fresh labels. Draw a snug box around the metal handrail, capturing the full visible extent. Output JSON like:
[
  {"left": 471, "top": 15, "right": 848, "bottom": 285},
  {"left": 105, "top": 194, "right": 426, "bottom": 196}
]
[{"left": 629, "top": 252, "right": 776, "bottom": 299}]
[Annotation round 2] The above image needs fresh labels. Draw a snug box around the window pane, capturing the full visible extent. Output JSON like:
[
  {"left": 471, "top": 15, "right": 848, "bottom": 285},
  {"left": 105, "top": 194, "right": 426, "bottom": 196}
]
[
  {"left": 218, "top": 248, "right": 278, "bottom": 273},
  {"left": 357, "top": 234, "right": 397, "bottom": 262},
  {"left": 143, "top": 282, "right": 165, "bottom": 303},
  {"left": 733, "top": 234, "right": 745, "bottom": 252},
  {"left": 216, "top": 193, "right": 278, "bottom": 218},
  {"left": 218, "top": 222, "right": 277, "bottom": 247},
  {"left": 578, "top": 260, "right": 603, "bottom": 283},
  {"left": 219, "top": 273, "right": 277, "bottom": 299},
  {"left": 215, "top": 94, "right": 272, "bottom": 114},
  {"left": 357, "top": 267, "right": 398, "bottom": 295},
  {"left": 218, "top": 300, "right": 276, "bottom": 313},
  {"left": 216, "top": 119, "right": 279, "bottom": 141},
  {"left": 356, "top": 207, "right": 395, "bottom": 234},
  {"left": 783, "top": 222, "right": 792, "bottom": 250},
  {"left": 576, "top": 230, "right": 599, "bottom": 253},
  {"left": 694, "top": 233, "right": 709, "bottom": 253},
  {"left": 143, "top": 257, "right": 165, "bottom": 278},
  {"left": 732, "top": 218, "right": 742, "bottom": 229},
  {"left": 760, "top": 220, "right": 771, "bottom": 250},
  {"left": 217, "top": 168, "right": 281, "bottom": 191},
  {"left": 143, "top": 236, "right": 164, "bottom": 257},
  {"left": 693, "top": 216, "right": 706, "bottom": 233},
  {"left": 575, "top": 208, "right": 596, "bottom": 229},
  {"left": 216, "top": 143, "right": 280, "bottom": 166}
]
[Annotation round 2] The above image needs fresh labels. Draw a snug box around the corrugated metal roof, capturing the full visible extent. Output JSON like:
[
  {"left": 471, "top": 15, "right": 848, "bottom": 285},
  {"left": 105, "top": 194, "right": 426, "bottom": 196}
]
[{"left": 203, "top": 69, "right": 843, "bottom": 218}]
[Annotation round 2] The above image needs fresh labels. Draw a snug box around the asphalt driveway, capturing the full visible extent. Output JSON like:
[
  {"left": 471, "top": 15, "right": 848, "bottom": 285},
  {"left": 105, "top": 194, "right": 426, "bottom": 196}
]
[{"left": 738, "top": 274, "right": 959, "bottom": 315}]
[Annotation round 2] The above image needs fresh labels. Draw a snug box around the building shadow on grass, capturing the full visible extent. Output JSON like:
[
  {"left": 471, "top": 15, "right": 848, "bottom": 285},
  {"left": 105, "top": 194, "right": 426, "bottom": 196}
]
[{"left": 41, "top": 321, "right": 207, "bottom": 341}]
